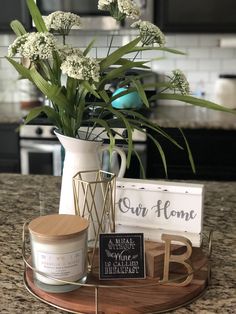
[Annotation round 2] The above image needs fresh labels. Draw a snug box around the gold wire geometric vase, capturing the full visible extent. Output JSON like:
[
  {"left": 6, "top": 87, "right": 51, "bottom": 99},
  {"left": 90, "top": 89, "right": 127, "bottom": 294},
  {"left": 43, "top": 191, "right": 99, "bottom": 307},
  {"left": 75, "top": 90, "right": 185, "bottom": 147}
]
[{"left": 73, "top": 170, "right": 116, "bottom": 272}]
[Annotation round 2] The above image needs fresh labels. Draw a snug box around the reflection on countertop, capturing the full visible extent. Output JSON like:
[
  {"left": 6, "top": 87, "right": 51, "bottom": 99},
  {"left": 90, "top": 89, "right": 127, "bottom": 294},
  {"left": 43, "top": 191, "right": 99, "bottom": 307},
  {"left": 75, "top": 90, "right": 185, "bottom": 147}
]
[{"left": 0, "top": 173, "right": 235, "bottom": 313}]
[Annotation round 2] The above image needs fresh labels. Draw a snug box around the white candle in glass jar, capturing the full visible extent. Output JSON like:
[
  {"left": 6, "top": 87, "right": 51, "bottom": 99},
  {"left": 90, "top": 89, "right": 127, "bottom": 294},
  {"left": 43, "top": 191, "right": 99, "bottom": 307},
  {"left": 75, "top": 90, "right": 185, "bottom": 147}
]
[{"left": 29, "top": 214, "right": 89, "bottom": 293}]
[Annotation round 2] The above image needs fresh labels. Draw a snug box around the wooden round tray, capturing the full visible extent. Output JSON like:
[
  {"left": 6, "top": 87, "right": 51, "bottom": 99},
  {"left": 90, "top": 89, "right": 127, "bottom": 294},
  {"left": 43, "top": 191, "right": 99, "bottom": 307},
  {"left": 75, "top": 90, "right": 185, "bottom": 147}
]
[{"left": 23, "top": 247, "right": 209, "bottom": 314}]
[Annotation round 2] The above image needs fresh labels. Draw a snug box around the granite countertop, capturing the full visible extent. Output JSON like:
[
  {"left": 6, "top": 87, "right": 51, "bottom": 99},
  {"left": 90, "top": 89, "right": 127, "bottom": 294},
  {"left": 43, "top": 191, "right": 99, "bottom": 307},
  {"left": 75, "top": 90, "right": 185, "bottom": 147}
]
[{"left": 0, "top": 173, "right": 235, "bottom": 314}]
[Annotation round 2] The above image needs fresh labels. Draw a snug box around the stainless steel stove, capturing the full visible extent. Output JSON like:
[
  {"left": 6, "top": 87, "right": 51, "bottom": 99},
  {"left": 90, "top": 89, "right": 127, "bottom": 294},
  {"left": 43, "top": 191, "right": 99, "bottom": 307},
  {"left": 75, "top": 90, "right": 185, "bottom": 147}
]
[{"left": 19, "top": 118, "right": 61, "bottom": 175}]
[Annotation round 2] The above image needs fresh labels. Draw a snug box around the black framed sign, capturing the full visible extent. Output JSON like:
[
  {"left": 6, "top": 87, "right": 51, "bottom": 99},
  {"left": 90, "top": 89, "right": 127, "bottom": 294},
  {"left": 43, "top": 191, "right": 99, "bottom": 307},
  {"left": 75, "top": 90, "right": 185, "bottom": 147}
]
[{"left": 99, "top": 233, "right": 145, "bottom": 280}]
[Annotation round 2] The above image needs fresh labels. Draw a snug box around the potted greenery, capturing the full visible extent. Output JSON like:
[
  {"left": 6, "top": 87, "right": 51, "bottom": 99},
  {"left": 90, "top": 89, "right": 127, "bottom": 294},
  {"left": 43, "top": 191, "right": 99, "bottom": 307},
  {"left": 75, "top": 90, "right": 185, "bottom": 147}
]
[{"left": 6, "top": 0, "right": 235, "bottom": 214}]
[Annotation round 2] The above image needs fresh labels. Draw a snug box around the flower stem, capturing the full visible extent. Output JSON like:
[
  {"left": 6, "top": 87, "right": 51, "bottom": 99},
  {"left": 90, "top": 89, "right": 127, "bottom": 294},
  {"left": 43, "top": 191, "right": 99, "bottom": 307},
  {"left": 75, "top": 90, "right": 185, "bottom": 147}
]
[{"left": 62, "top": 34, "right": 66, "bottom": 45}]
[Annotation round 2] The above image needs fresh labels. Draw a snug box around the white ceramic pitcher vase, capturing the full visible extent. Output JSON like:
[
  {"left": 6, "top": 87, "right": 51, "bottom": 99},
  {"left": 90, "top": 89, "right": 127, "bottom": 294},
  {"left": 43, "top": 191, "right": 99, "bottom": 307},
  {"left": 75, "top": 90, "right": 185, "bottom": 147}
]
[{"left": 55, "top": 130, "right": 126, "bottom": 215}]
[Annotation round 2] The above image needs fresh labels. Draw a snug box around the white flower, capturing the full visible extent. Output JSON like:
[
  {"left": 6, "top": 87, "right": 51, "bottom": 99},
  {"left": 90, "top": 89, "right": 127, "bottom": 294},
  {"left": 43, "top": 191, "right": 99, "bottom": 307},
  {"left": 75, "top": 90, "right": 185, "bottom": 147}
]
[
  {"left": 44, "top": 11, "right": 81, "bottom": 35},
  {"left": 98, "top": 0, "right": 115, "bottom": 10},
  {"left": 61, "top": 55, "right": 100, "bottom": 82},
  {"left": 131, "top": 20, "right": 166, "bottom": 46},
  {"left": 58, "top": 46, "right": 83, "bottom": 61},
  {"left": 98, "top": 0, "right": 140, "bottom": 21},
  {"left": 8, "top": 32, "right": 56, "bottom": 61},
  {"left": 8, "top": 34, "right": 28, "bottom": 57},
  {"left": 171, "top": 69, "right": 190, "bottom": 95},
  {"left": 117, "top": 0, "right": 140, "bottom": 20}
]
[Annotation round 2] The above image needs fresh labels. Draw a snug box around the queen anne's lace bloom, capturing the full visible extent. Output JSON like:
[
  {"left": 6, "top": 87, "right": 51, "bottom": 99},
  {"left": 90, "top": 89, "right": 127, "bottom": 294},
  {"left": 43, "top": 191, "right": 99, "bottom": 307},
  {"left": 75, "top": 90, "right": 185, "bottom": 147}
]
[
  {"left": 98, "top": 0, "right": 115, "bottom": 10},
  {"left": 117, "top": 0, "right": 140, "bottom": 19},
  {"left": 8, "top": 32, "right": 56, "bottom": 61},
  {"left": 98, "top": 0, "right": 140, "bottom": 21},
  {"left": 131, "top": 20, "right": 166, "bottom": 46},
  {"left": 44, "top": 11, "right": 81, "bottom": 35},
  {"left": 171, "top": 69, "right": 190, "bottom": 95},
  {"left": 61, "top": 55, "right": 100, "bottom": 83},
  {"left": 58, "top": 46, "right": 83, "bottom": 61}
]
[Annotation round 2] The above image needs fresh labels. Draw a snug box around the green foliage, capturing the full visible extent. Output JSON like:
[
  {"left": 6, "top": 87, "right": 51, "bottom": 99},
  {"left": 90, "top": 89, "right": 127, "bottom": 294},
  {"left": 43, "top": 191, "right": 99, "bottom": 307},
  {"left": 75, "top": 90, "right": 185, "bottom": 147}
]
[{"left": 6, "top": 0, "right": 236, "bottom": 177}]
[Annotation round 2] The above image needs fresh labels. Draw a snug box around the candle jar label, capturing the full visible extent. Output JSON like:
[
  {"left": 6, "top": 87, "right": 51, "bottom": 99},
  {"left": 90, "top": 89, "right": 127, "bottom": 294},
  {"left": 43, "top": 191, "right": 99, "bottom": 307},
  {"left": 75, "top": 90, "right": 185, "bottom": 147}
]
[
  {"left": 28, "top": 214, "right": 89, "bottom": 292},
  {"left": 35, "top": 249, "right": 84, "bottom": 285}
]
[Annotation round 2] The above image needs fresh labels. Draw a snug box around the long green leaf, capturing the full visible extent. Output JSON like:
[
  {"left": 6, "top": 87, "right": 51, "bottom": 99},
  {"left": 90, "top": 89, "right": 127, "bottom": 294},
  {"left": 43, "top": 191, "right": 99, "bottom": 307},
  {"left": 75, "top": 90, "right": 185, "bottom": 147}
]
[
  {"left": 90, "top": 104, "right": 133, "bottom": 167},
  {"left": 132, "top": 79, "right": 149, "bottom": 107},
  {"left": 75, "top": 89, "right": 88, "bottom": 130},
  {"left": 110, "top": 86, "right": 137, "bottom": 102},
  {"left": 132, "top": 147, "right": 146, "bottom": 179},
  {"left": 99, "top": 37, "right": 141, "bottom": 70},
  {"left": 10, "top": 20, "right": 27, "bottom": 36},
  {"left": 121, "top": 109, "right": 183, "bottom": 149},
  {"left": 83, "top": 38, "right": 96, "bottom": 56},
  {"left": 111, "top": 113, "right": 133, "bottom": 168},
  {"left": 81, "top": 81, "right": 101, "bottom": 99},
  {"left": 52, "top": 51, "right": 62, "bottom": 83},
  {"left": 24, "top": 106, "right": 61, "bottom": 128},
  {"left": 66, "top": 76, "right": 77, "bottom": 104},
  {"left": 24, "top": 107, "right": 44, "bottom": 124},
  {"left": 89, "top": 118, "right": 115, "bottom": 154},
  {"left": 26, "top": 0, "right": 47, "bottom": 32},
  {"left": 98, "top": 60, "right": 149, "bottom": 90},
  {"left": 154, "top": 93, "right": 236, "bottom": 114},
  {"left": 29, "top": 67, "right": 68, "bottom": 109},
  {"left": 5, "top": 57, "right": 32, "bottom": 81},
  {"left": 179, "top": 128, "right": 196, "bottom": 173},
  {"left": 129, "top": 47, "right": 186, "bottom": 55},
  {"left": 98, "top": 90, "right": 110, "bottom": 103},
  {"left": 147, "top": 133, "right": 168, "bottom": 177}
]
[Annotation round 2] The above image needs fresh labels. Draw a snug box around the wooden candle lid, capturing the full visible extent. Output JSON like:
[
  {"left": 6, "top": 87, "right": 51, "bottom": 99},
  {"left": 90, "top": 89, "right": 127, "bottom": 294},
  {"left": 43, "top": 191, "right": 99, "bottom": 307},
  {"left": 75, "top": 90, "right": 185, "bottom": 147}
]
[{"left": 29, "top": 214, "right": 89, "bottom": 240}]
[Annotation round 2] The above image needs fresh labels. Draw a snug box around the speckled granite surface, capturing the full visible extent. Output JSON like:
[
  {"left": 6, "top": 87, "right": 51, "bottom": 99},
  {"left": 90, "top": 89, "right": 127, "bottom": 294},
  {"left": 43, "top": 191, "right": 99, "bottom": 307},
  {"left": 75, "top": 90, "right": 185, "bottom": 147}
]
[{"left": 0, "top": 174, "right": 235, "bottom": 313}]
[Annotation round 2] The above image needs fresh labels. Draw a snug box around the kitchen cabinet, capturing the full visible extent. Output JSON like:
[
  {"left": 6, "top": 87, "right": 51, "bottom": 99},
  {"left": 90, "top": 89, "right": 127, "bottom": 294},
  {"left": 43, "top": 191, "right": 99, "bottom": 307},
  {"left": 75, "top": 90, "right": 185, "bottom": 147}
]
[
  {"left": 0, "top": 123, "right": 20, "bottom": 173},
  {"left": 0, "top": 0, "right": 31, "bottom": 33},
  {"left": 147, "top": 128, "right": 236, "bottom": 180},
  {"left": 154, "top": 0, "right": 236, "bottom": 33}
]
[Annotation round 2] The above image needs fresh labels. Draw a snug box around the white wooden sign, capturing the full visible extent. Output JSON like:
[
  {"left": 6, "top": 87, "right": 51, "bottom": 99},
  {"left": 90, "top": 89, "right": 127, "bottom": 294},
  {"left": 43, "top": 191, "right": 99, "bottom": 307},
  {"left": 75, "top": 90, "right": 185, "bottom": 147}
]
[{"left": 115, "top": 178, "right": 204, "bottom": 247}]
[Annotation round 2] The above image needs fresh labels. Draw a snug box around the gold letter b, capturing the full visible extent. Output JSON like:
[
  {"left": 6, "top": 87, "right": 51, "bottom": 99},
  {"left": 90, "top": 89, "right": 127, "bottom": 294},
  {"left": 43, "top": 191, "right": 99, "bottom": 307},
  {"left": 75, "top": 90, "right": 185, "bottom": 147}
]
[{"left": 161, "top": 234, "right": 193, "bottom": 286}]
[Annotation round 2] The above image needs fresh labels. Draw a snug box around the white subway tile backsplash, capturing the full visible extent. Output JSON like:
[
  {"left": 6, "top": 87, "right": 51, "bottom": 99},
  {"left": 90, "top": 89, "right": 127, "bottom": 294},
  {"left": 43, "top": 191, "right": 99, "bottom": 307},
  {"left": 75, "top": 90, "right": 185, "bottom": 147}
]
[
  {"left": 175, "top": 35, "right": 199, "bottom": 47},
  {"left": 209, "top": 71, "right": 221, "bottom": 83},
  {"left": 0, "top": 58, "right": 12, "bottom": 69},
  {"left": 66, "top": 34, "right": 94, "bottom": 47},
  {"left": 1, "top": 32, "right": 236, "bottom": 104},
  {"left": 87, "top": 48, "right": 97, "bottom": 58},
  {"left": 198, "top": 59, "right": 221, "bottom": 71},
  {"left": 187, "top": 48, "right": 210, "bottom": 58},
  {"left": 165, "top": 35, "right": 176, "bottom": 47},
  {"left": 142, "top": 49, "right": 164, "bottom": 60},
  {"left": 0, "top": 47, "right": 8, "bottom": 57},
  {"left": 187, "top": 71, "right": 210, "bottom": 83},
  {"left": 0, "top": 69, "right": 18, "bottom": 80},
  {"left": 176, "top": 59, "right": 198, "bottom": 71},
  {"left": 97, "top": 47, "right": 117, "bottom": 58},
  {"left": 108, "top": 35, "right": 131, "bottom": 47},
  {"left": 165, "top": 47, "right": 187, "bottom": 59},
  {"left": 210, "top": 47, "right": 235, "bottom": 58},
  {"left": 152, "top": 59, "right": 176, "bottom": 73},
  {"left": 221, "top": 59, "right": 236, "bottom": 73},
  {"left": 0, "top": 35, "right": 15, "bottom": 46},
  {"left": 199, "top": 35, "right": 220, "bottom": 47}
]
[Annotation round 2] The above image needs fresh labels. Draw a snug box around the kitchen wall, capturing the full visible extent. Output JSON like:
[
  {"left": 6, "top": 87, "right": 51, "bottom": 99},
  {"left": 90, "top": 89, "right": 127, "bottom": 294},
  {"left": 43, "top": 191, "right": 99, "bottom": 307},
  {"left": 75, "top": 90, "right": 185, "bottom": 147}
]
[{"left": 1, "top": 32, "right": 236, "bottom": 103}]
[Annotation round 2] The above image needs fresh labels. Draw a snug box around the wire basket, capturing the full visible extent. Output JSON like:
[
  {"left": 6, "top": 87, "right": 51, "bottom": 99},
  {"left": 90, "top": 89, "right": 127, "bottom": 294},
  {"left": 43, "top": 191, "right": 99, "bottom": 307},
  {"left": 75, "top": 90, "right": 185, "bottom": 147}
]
[{"left": 72, "top": 170, "right": 116, "bottom": 272}]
